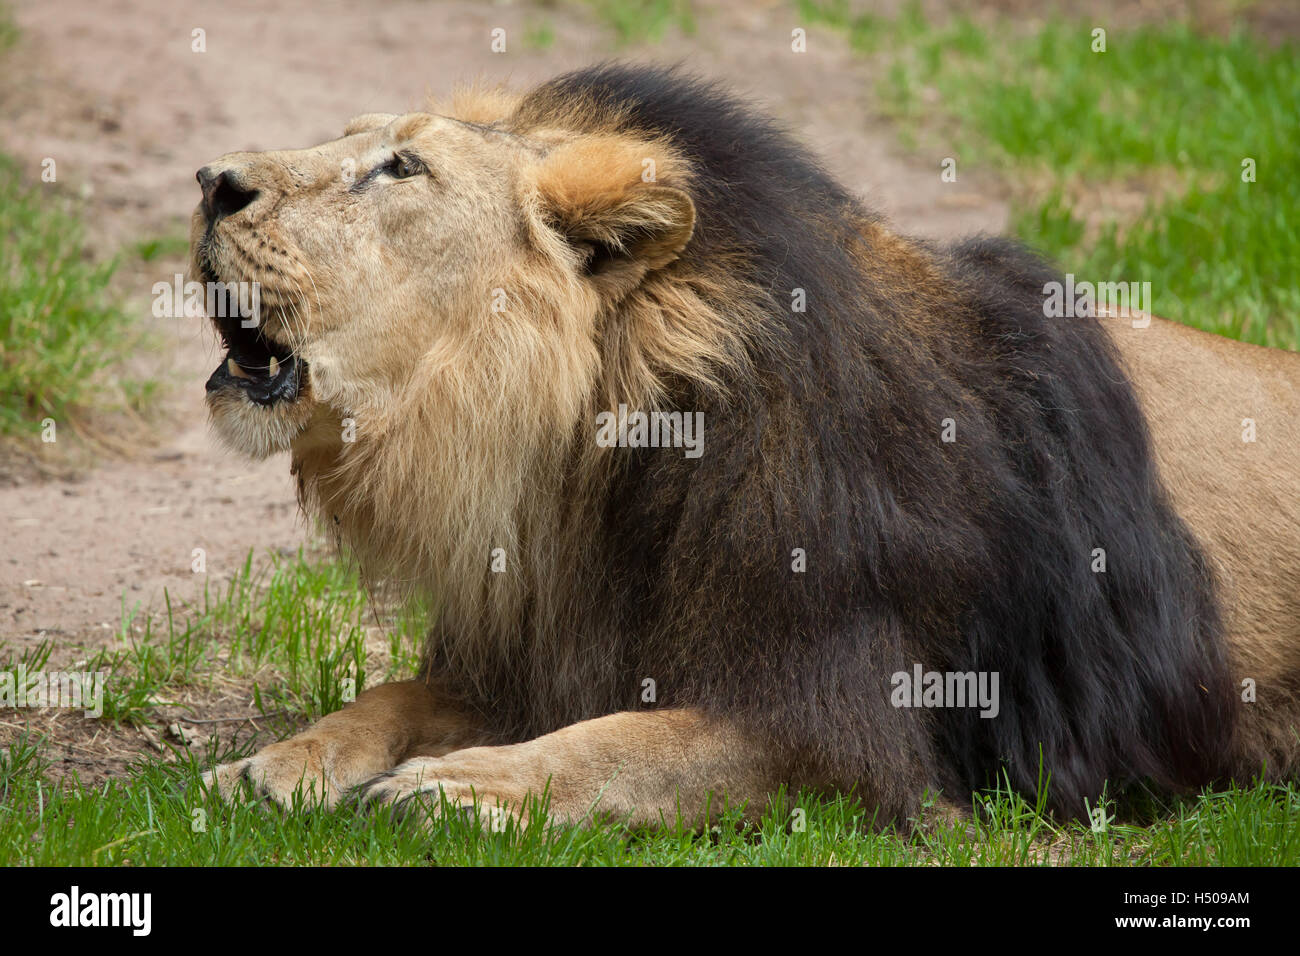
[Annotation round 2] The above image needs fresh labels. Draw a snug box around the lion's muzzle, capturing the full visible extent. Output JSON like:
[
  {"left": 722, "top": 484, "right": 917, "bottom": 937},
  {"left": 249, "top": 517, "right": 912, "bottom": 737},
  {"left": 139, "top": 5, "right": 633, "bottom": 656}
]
[{"left": 205, "top": 350, "right": 304, "bottom": 407}]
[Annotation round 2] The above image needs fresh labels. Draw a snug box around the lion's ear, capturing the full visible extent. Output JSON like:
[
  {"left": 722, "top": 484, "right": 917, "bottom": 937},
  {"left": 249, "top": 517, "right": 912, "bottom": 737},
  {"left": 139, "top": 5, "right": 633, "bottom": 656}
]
[
  {"left": 343, "top": 113, "right": 398, "bottom": 136},
  {"left": 532, "top": 138, "right": 695, "bottom": 303},
  {"left": 558, "top": 185, "right": 695, "bottom": 301}
]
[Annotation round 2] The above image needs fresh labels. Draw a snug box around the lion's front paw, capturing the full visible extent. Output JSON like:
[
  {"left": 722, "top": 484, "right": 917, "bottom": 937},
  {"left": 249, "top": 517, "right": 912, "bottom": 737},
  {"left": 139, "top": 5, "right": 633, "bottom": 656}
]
[
  {"left": 354, "top": 758, "right": 523, "bottom": 831},
  {"left": 201, "top": 737, "right": 346, "bottom": 809}
]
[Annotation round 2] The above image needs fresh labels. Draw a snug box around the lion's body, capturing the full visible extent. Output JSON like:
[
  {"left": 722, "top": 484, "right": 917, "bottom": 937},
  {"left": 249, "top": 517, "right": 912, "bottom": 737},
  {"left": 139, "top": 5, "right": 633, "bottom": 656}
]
[
  {"left": 1109, "top": 317, "right": 1300, "bottom": 779},
  {"left": 194, "top": 65, "right": 1300, "bottom": 825}
]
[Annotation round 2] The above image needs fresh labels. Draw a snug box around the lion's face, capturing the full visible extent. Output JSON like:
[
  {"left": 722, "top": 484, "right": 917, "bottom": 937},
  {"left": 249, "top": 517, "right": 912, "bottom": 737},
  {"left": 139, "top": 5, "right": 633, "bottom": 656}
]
[
  {"left": 191, "top": 112, "right": 548, "bottom": 458},
  {"left": 191, "top": 105, "right": 697, "bottom": 462}
]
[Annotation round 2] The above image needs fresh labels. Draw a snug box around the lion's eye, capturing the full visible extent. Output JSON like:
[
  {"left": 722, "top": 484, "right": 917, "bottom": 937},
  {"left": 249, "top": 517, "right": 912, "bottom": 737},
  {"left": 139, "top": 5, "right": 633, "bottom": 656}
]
[{"left": 387, "top": 153, "right": 424, "bottom": 180}]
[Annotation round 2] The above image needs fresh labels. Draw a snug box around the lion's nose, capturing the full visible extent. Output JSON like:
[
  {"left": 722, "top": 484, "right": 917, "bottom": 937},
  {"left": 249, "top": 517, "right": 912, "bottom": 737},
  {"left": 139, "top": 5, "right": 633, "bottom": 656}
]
[{"left": 197, "top": 165, "right": 258, "bottom": 223}]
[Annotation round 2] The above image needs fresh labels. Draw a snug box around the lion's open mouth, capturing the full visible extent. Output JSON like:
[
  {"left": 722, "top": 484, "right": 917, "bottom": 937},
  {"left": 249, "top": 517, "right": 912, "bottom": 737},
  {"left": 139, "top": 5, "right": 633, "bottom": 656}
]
[{"left": 203, "top": 292, "right": 306, "bottom": 407}]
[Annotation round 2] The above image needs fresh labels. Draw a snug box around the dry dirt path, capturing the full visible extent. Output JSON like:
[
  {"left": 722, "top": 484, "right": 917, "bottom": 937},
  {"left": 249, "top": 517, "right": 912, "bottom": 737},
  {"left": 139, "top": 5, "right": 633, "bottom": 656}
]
[{"left": 0, "top": 0, "right": 1006, "bottom": 657}]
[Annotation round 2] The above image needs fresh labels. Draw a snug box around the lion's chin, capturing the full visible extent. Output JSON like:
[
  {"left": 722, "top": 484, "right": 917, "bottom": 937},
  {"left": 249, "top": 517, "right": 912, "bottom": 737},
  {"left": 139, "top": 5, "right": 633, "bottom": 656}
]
[
  {"left": 203, "top": 314, "right": 318, "bottom": 458},
  {"left": 206, "top": 385, "right": 316, "bottom": 460}
]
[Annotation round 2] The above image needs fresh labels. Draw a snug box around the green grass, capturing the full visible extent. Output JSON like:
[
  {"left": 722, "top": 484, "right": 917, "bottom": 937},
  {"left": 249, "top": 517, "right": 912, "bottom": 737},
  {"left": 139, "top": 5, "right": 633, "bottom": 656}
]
[
  {"left": 0, "top": 2, "right": 155, "bottom": 436},
  {"left": 585, "top": 0, "right": 695, "bottom": 45},
  {"left": 1, "top": 548, "right": 1297, "bottom": 865},
  {"left": 0, "top": 154, "right": 153, "bottom": 435},
  {"left": 0, "top": 6, "right": 15, "bottom": 53},
  {"left": 1, "top": 548, "right": 422, "bottom": 735},
  {"left": 132, "top": 233, "right": 192, "bottom": 263},
  {"left": 2, "top": 731, "right": 1296, "bottom": 865},
  {"left": 93, "top": 549, "right": 422, "bottom": 727},
  {"left": 522, "top": 17, "right": 556, "bottom": 51},
  {"left": 799, "top": 1, "right": 1300, "bottom": 348}
]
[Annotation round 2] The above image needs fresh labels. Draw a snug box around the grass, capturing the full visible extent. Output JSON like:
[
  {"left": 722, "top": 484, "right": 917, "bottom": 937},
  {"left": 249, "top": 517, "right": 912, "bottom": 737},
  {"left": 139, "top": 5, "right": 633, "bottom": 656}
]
[
  {"left": 0, "top": 154, "right": 153, "bottom": 435},
  {"left": 1, "top": 549, "right": 1297, "bottom": 866},
  {"left": 0, "top": 3, "right": 154, "bottom": 437},
  {"left": 522, "top": 17, "right": 557, "bottom": 51},
  {"left": 0, "top": 4, "right": 14, "bottom": 53},
  {"left": 79, "top": 548, "right": 422, "bottom": 728},
  {"left": 585, "top": 0, "right": 695, "bottom": 45},
  {"left": 132, "top": 233, "right": 192, "bottom": 264},
  {"left": 799, "top": 0, "right": 1300, "bottom": 348},
  {"left": 2, "top": 736, "right": 1296, "bottom": 865}
]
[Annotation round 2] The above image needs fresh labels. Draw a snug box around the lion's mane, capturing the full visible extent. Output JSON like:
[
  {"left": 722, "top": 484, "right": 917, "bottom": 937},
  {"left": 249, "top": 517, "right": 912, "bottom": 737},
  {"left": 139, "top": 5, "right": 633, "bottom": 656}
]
[{"left": 301, "top": 65, "right": 1237, "bottom": 820}]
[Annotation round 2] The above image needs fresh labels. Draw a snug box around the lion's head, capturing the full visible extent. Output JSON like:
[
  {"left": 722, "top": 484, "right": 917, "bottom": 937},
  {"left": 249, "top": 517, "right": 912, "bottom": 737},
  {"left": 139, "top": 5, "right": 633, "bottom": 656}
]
[
  {"left": 191, "top": 70, "right": 766, "bottom": 629},
  {"left": 188, "top": 91, "right": 736, "bottom": 455}
]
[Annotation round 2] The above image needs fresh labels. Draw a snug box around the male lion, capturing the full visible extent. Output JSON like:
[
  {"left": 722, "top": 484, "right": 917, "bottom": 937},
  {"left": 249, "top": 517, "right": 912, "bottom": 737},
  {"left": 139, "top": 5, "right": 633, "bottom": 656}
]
[{"left": 194, "top": 64, "right": 1300, "bottom": 828}]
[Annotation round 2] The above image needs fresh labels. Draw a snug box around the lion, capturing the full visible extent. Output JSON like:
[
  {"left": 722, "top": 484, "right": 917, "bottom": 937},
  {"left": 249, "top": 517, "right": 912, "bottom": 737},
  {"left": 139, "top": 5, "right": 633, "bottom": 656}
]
[{"left": 192, "top": 64, "right": 1300, "bottom": 829}]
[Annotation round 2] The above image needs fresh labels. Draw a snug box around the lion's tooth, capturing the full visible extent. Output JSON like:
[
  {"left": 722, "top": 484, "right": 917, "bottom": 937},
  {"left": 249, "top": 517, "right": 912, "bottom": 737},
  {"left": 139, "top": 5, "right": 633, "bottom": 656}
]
[
  {"left": 227, "top": 357, "right": 252, "bottom": 379},
  {"left": 268, "top": 356, "right": 280, "bottom": 378}
]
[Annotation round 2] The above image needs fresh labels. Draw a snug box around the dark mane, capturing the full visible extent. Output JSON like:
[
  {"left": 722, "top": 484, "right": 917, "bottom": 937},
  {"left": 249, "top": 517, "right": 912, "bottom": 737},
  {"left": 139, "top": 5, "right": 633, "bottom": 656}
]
[{"left": 439, "top": 63, "right": 1237, "bottom": 820}]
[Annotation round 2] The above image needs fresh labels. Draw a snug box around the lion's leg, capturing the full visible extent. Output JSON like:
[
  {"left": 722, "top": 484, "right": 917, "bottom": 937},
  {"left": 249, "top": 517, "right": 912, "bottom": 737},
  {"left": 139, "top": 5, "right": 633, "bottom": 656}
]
[
  {"left": 356, "top": 709, "right": 782, "bottom": 829},
  {"left": 204, "top": 679, "right": 488, "bottom": 808}
]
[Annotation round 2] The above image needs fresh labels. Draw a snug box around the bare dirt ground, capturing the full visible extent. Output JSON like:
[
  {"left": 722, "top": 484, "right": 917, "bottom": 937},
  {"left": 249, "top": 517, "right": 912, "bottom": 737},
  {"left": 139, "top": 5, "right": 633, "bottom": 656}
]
[{"left": 0, "top": 0, "right": 1010, "bottom": 779}]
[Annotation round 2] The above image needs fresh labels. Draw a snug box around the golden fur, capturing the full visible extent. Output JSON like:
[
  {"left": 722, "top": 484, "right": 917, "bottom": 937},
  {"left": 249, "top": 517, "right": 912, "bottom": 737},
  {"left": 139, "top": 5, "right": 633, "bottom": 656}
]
[{"left": 1105, "top": 313, "right": 1300, "bottom": 777}]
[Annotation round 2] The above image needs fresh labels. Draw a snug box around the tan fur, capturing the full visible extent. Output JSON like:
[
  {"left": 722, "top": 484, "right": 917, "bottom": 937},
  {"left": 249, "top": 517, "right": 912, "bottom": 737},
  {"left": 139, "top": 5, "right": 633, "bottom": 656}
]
[
  {"left": 359, "top": 709, "right": 780, "bottom": 827},
  {"left": 1104, "top": 312, "right": 1300, "bottom": 776},
  {"left": 195, "top": 87, "right": 1300, "bottom": 825},
  {"left": 204, "top": 680, "right": 487, "bottom": 808}
]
